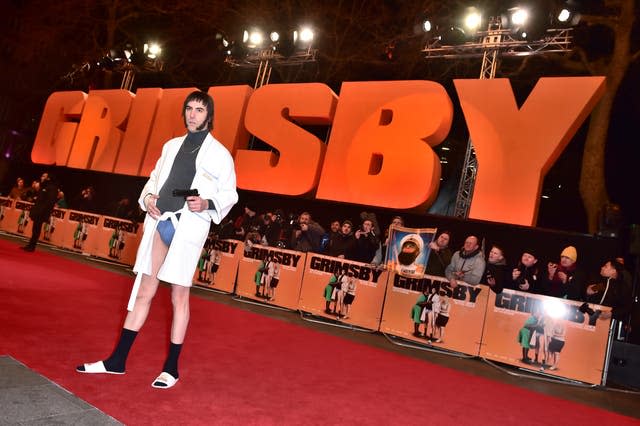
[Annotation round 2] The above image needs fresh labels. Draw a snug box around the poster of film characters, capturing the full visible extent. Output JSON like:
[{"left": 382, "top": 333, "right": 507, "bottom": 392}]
[
  {"left": 297, "top": 253, "right": 389, "bottom": 331},
  {"left": 380, "top": 225, "right": 489, "bottom": 356}
]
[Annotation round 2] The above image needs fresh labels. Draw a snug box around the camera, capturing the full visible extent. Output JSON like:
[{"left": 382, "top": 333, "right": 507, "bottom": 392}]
[{"left": 579, "top": 302, "right": 595, "bottom": 316}]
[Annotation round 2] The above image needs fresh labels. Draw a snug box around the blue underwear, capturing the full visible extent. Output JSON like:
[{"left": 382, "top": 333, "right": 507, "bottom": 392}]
[{"left": 157, "top": 215, "right": 180, "bottom": 246}]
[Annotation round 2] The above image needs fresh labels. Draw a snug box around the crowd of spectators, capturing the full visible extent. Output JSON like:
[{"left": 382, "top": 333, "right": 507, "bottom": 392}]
[{"left": 2, "top": 172, "right": 634, "bottom": 324}]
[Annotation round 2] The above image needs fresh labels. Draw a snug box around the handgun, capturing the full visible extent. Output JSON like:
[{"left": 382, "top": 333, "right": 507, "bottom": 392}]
[{"left": 172, "top": 189, "right": 199, "bottom": 199}]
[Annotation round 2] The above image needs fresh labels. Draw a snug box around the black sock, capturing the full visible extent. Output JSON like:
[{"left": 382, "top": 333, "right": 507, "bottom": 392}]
[
  {"left": 162, "top": 342, "right": 183, "bottom": 379},
  {"left": 103, "top": 328, "right": 138, "bottom": 372}
]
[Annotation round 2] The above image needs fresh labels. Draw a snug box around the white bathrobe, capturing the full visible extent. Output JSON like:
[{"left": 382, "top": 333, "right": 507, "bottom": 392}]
[{"left": 127, "top": 132, "right": 238, "bottom": 310}]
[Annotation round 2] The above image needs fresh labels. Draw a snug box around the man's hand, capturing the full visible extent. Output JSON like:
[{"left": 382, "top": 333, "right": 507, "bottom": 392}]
[
  {"left": 449, "top": 278, "right": 458, "bottom": 289},
  {"left": 557, "top": 271, "right": 567, "bottom": 284},
  {"left": 186, "top": 195, "right": 208, "bottom": 213},
  {"left": 512, "top": 268, "right": 521, "bottom": 281},
  {"left": 518, "top": 279, "right": 530, "bottom": 291},
  {"left": 145, "top": 194, "right": 161, "bottom": 219}
]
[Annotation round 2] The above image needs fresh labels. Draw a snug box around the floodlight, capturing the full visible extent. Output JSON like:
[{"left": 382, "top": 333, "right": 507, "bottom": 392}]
[
  {"left": 511, "top": 8, "right": 529, "bottom": 26},
  {"left": 270, "top": 32, "right": 280, "bottom": 42},
  {"left": 299, "top": 27, "right": 314, "bottom": 43},
  {"left": 558, "top": 8, "right": 570, "bottom": 22},
  {"left": 463, "top": 11, "right": 482, "bottom": 32},
  {"left": 247, "top": 30, "right": 264, "bottom": 48},
  {"left": 422, "top": 20, "right": 432, "bottom": 33},
  {"left": 144, "top": 43, "right": 162, "bottom": 59}
]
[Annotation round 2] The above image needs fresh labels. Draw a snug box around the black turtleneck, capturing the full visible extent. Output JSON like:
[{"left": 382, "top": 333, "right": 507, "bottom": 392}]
[{"left": 156, "top": 130, "right": 208, "bottom": 214}]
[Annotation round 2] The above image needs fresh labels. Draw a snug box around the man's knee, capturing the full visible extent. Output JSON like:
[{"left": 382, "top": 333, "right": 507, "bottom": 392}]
[{"left": 171, "top": 285, "right": 190, "bottom": 307}]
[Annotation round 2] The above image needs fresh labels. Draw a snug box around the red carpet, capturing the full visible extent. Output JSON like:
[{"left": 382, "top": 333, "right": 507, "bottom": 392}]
[{"left": 0, "top": 238, "right": 637, "bottom": 425}]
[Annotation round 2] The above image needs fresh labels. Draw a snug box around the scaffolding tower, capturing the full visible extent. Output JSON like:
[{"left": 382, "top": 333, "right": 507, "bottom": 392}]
[{"left": 423, "top": 21, "right": 573, "bottom": 218}]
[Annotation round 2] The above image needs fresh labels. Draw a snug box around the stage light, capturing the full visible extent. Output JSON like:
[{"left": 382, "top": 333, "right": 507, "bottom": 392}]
[
  {"left": 558, "top": 8, "right": 571, "bottom": 22},
  {"left": 294, "top": 26, "right": 314, "bottom": 44},
  {"left": 270, "top": 32, "right": 280, "bottom": 42},
  {"left": 246, "top": 30, "right": 264, "bottom": 48},
  {"left": 511, "top": 8, "right": 529, "bottom": 26},
  {"left": 144, "top": 43, "right": 162, "bottom": 59},
  {"left": 422, "top": 19, "right": 432, "bottom": 33},
  {"left": 463, "top": 9, "right": 482, "bottom": 33}
]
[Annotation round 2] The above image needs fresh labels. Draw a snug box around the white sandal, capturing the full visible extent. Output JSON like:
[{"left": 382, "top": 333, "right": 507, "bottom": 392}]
[
  {"left": 76, "top": 361, "right": 125, "bottom": 375},
  {"left": 151, "top": 372, "right": 179, "bottom": 389}
]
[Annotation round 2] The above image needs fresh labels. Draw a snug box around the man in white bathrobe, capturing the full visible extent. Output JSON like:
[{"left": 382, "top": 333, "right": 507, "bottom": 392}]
[{"left": 77, "top": 90, "right": 238, "bottom": 389}]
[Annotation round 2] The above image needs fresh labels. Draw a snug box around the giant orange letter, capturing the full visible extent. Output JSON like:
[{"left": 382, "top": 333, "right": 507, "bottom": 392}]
[
  {"left": 236, "top": 83, "right": 338, "bottom": 195},
  {"left": 316, "top": 81, "right": 453, "bottom": 209},
  {"left": 454, "top": 77, "right": 605, "bottom": 226},
  {"left": 31, "top": 91, "right": 87, "bottom": 166}
]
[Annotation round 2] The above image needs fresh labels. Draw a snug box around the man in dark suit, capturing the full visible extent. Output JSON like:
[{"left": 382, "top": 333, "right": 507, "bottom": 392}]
[{"left": 21, "top": 172, "right": 59, "bottom": 252}]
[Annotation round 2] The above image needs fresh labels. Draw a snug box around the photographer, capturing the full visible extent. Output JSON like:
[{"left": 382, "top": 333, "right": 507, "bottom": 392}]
[
  {"left": 582, "top": 259, "right": 632, "bottom": 321},
  {"left": 290, "top": 211, "right": 325, "bottom": 253},
  {"left": 349, "top": 218, "right": 380, "bottom": 263}
]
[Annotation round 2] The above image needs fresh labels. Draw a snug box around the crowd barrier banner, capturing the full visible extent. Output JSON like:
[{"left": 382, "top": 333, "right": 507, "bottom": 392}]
[
  {"left": 0, "top": 197, "right": 14, "bottom": 232},
  {"left": 235, "top": 244, "right": 306, "bottom": 310},
  {"left": 61, "top": 210, "right": 102, "bottom": 254},
  {"left": 380, "top": 271, "right": 489, "bottom": 356},
  {"left": 479, "top": 289, "right": 612, "bottom": 385},
  {"left": 193, "top": 238, "right": 244, "bottom": 293},
  {"left": 91, "top": 215, "right": 141, "bottom": 265},
  {"left": 10, "top": 200, "right": 34, "bottom": 238},
  {"left": 40, "top": 208, "right": 69, "bottom": 248},
  {"left": 298, "top": 253, "right": 389, "bottom": 330}
]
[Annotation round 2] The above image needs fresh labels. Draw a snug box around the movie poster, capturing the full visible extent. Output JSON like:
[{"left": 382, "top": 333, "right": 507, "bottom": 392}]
[
  {"left": 193, "top": 237, "right": 243, "bottom": 293},
  {"left": 480, "top": 289, "right": 612, "bottom": 385},
  {"left": 298, "top": 253, "right": 389, "bottom": 331},
  {"left": 235, "top": 244, "right": 306, "bottom": 311},
  {"left": 380, "top": 271, "right": 489, "bottom": 356},
  {"left": 385, "top": 226, "right": 437, "bottom": 277},
  {"left": 91, "top": 215, "right": 141, "bottom": 265}
]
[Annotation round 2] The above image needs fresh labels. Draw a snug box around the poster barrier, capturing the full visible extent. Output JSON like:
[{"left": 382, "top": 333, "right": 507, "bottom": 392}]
[
  {"left": 380, "top": 271, "right": 489, "bottom": 356},
  {"left": 385, "top": 226, "right": 437, "bottom": 276},
  {"left": 298, "top": 253, "right": 390, "bottom": 331},
  {"left": 40, "top": 208, "right": 69, "bottom": 247},
  {"left": 60, "top": 210, "right": 102, "bottom": 254},
  {"left": 91, "top": 215, "right": 142, "bottom": 265},
  {"left": 479, "top": 289, "right": 612, "bottom": 385},
  {"left": 0, "top": 197, "right": 15, "bottom": 232},
  {"left": 8, "top": 200, "right": 34, "bottom": 238},
  {"left": 235, "top": 244, "right": 306, "bottom": 311},
  {"left": 193, "top": 238, "right": 244, "bottom": 294}
]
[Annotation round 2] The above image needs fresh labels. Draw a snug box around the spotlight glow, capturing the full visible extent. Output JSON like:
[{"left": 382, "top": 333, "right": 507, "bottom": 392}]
[
  {"left": 299, "top": 27, "right": 314, "bottom": 43},
  {"left": 464, "top": 12, "right": 482, "bottom": 32},
  {"left": 511, "top": 9, "right": 529, "bottom": 26},
  {"left": 558, "top": 8, "right": 571, "bottom": 22},
  {"left": 144, "top": 43, "right": 162, "bottom": 59},
  {"left": 423, "top": 20, "right": 432, "bottom": 32},
  {"left": 270, "top": 32, "right": 280, "bottom": 42}
]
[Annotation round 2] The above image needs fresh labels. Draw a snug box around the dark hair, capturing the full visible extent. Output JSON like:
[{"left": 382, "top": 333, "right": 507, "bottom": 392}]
[
  {"left": 605, "top": 258, "right": 625, "bottom": 277},
  {"left": 182, "top": 90, "right": 214, "bottom": 130}
]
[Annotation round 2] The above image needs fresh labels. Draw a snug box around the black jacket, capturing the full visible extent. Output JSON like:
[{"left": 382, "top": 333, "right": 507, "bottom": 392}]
[{"left": 29, "top": 180, "right": 59, "bottom": 222}]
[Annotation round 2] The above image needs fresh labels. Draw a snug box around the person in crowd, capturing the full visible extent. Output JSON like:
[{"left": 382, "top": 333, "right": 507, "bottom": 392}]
[
  {"left": 8, "top": 177, "right": 26, "bottom": 199},
  {"left": 23, "top": 179, "right": 40, "bottom": 202},
  {"left": 233, "top": 204, "right": 259, "bottom": 240},
  {"left": 425, "top": 230, "right": 453, "bottom": 277},
  {"left": 326, "top": 220, "right": 356, "bottom": 258},
  {"left": 582, "top": 259, "right": 633, "bottom": 322},
  {"left": 349, "top": 217, "right": 380, "bottom": 263},
  {"left": 20, "top": 172, "right": 59, "bottom": 252},
  {"left": 258, "top": 211, "right": 282, "bottom": 247},
  {"left": 509, "top": 249, "right": 544, "bottom": 294},
  {"left": 481, "top": 244, "right": 509, "bottom": 294},
  {"left": 445, "top": 235, "right": 485, "bottom": 287},
  {"left": 290, "top": 211, "right": 325, "bottom": 253},
  {"left": 113, "top": 196, "right": 134, "bottom": 220},
  {"left": 545, "top": 246, "right": 585, "bottom": 300},
  {"left": 56, "top": 190, "right": 68, "bottom": 209},
  {"left": 76, "top": 90, "right": 238, "bottom": 390},
  {"left": 74, "top": 185, "right": 98, "bottom": 212},
  {"left": 372, "top": 215, "right": 404, "bottom": 265},
  {"left": 320, "top": 219, "right": 341, "bottom": 253}
]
